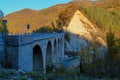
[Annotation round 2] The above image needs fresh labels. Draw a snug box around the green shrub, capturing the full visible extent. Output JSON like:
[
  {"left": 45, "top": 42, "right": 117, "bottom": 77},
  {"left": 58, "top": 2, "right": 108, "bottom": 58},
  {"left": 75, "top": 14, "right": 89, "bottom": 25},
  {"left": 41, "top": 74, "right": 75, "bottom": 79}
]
[
  {"left": 46, "top": 64, "right": 55, "bottom": 74},
  {"left": 35, "top": 26, "right": 53, "bottom": 33},
  {"left": 4, "top": 61, "right": 13, "bottom": 69},
  {"left": 0, "top": 70, "right": 9, "bottom": 78},
  {"left": 0, "top": 19, "right": 9, "bottom": 33},
  {"left": 13, "top": 78, "right": 27, "bottom": 80},
  {"left": 54, "top": 65, "right": 66, "bottom": 76},
  {"left": 83, "top": 58, "right": 105, "bottom": 78}
]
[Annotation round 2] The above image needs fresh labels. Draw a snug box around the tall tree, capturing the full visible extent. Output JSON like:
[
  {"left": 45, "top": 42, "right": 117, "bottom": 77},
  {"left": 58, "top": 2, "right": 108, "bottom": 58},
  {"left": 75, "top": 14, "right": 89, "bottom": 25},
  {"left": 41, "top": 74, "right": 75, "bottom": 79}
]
[
  {"left": 56, "top": 4, "right": 77, "bottom": 31},
  {"left": 105, "top": 30, "right": 119, "bottom": 77},
  {"left": 56, "top": 10, "right": 69, "bottom": 31},
  {"left": 106, "top": 31, "right": 116, "bottom": 56}
]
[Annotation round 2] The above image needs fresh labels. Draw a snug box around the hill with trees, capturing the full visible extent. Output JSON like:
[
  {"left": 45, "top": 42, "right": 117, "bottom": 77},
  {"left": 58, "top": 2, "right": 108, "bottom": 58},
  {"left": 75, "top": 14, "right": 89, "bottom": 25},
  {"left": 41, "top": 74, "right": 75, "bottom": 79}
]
[
  {"left": 4, "top": 3, "right": 70, "bottom": 33},
  {"left": 4, "top": 0, "right": 120, "bottom": 35},
  {"left": 2, "top": 0, "right": 120, "bottom": 79}
]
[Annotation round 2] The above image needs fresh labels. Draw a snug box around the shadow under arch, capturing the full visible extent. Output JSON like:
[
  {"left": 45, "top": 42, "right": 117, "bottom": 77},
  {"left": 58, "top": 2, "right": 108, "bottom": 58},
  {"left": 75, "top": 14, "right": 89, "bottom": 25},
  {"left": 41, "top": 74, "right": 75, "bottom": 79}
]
[
  {"left": 33, "top": 45, "right": 43, "bottom": 71},
  {"left": 53, "top": 39, "right": 57, "bottom": 63},
  {"left": 58, "top": 38, "right": 62, "bottom": 57},
  {"left": 46, "top": 41, "right": 52, "bottom": 65}
]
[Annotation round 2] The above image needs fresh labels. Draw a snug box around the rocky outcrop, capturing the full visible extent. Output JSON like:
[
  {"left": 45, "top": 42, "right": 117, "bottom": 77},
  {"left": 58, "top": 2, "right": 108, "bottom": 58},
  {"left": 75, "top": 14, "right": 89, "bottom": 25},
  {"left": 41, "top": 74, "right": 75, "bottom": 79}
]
[
  {"left": 67, "top": 10, "right": 106, "bottom": 45},
  {"left": 65, "top": 10, "right": 106, "bottom": 57}
]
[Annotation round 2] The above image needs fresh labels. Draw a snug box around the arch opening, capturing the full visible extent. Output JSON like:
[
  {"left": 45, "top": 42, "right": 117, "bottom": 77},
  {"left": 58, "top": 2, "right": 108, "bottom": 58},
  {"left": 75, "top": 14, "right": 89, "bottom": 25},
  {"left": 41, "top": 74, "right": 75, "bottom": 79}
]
[
  {"left": 33, "top": 45, "right": 43, "bottom": 71},
  {"left": 53, "top": 39, "right": 57, "bottom": 63},
  {"left": 58, "top": 38, "right": 62, "bottom": 58},
  {"left": 46, "top": 41, "right": 52, "bottom": 65}
]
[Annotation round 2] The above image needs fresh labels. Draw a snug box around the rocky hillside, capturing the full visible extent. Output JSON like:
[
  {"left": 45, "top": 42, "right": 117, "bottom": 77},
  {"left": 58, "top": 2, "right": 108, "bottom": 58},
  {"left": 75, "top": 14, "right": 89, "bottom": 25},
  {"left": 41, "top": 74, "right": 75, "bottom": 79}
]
[
  {"left": 67, "top": 10, "right": 106, "bottom": 45},
  {"left": 65, "top": 10, "right": 106, "bottom": 55}
]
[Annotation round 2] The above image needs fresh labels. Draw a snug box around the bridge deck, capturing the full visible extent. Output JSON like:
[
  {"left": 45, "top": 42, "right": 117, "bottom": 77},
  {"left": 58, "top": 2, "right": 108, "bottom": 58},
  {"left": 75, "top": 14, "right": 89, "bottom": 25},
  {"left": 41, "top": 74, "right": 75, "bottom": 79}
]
[
  {"left": 33, "top": 33, "right": 63, "bottom": 40},
  {"left": 4, "top": 33, "right": 64, "bottom": 45}
]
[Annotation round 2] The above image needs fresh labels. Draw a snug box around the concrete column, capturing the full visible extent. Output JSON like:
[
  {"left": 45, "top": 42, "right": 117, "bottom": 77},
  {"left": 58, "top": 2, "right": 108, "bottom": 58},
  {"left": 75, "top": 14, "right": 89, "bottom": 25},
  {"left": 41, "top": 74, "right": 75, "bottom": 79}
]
[
  {"left": 59, "top": 38, "right": 62, "bottom": 58},
  {"left": 58, "top": 39, "right": 60, "bottom": 60},
  {"left": 61, "top": 34, "right": 65, "bottom": 58},
  {"left": 18, "top": 44, "right": 33, "bottom": 72},
  {"left": 42, "top": 45, "right": 46, "bottom": 74},
  {"left": 51, "top": 41, "right": 54, "bottom": 64},
  {"left": 56, "top": 39, "right": 58, "bottom": 62}
]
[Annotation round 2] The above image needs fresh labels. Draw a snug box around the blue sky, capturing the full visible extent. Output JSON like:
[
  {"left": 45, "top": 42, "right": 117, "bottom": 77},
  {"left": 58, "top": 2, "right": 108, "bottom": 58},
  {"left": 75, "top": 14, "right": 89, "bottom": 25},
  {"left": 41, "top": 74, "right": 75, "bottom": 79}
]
[{"left": 0, "top": 0, "right": 71, "bottom": 15}]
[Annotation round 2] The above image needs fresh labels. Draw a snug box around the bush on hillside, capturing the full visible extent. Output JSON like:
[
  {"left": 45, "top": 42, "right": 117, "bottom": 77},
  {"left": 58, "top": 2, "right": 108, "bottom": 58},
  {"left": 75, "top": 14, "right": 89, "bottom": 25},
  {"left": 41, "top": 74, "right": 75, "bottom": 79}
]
[
  {"left": 104, "top": 31, "right": 120, "bottom": 78},
  {"left": 34, "top": 26, "right": 53, "bottom": 33},
  {"left": 0, "top": 19, "right": 9, "bottom": 33}
]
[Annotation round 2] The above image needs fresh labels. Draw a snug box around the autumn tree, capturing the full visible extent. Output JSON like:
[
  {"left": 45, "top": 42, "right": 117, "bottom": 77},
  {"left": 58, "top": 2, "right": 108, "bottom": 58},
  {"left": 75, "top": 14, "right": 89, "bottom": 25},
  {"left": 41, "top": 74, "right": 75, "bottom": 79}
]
[
  {"left": 0, "top": 10, "right": 8, "bottom": 33},
  {"left": 56, "top": 10, "right": 70, "bottom": 31},
  {"left": 34, "top": 26, "right": 53, "bottom": 33},
  {"left": 56, "top": 4, "right": 77, "bottom": 31},
  {"left": 0, "top": 19, "right": 8, "bottom": 33}
]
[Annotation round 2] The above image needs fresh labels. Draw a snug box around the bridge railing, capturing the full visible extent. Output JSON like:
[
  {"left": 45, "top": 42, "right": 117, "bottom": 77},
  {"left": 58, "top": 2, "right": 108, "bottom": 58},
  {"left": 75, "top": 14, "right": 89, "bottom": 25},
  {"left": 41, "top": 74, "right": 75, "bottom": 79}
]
[
  {"left": 4, "top": 33, "right": 64, "bottom": 45},
  {"left": 4, "top": 33, "right": 33, "bottom": 45},
  {"left": 33, "top": 33, "right": 64, "bottom": 41}
]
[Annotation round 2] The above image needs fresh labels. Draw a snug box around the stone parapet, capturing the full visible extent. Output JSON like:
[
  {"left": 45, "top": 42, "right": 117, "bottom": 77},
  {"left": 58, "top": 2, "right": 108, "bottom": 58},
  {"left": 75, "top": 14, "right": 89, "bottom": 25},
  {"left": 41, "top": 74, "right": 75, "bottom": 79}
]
[
  {"left": 4, "top": 34, "right": 33, "bottom": 46},
  {"left": 4, "top": 33, "right": 64, "bottom": 46}
]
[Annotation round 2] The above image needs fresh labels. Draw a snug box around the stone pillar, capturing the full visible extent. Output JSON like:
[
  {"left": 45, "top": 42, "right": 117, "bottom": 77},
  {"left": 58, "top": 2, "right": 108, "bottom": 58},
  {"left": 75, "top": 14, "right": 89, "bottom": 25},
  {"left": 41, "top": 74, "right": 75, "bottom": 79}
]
[
  {"left": 18, "top": 44, "right": 33, "bottom": 72},
  {"left": 58, "top": 38, "right": 62, "bottom": 59},
  {"left": 17, "top": 34, "right": 33, "bottom": 71},
  {"left": 58, "top": 38, "right": 60, "bottom": 60},
  {"left": 61, "top": 33, "right": 65, "bottom": 58},
  {"left": 51, "top": 41, "right": 54, "bottom": 64},
  {"left": 56, "top": 39, "right": 58, "bottom": 63},
  {"left": 42, "top": 46, "right": 46, "bottom": 74}
]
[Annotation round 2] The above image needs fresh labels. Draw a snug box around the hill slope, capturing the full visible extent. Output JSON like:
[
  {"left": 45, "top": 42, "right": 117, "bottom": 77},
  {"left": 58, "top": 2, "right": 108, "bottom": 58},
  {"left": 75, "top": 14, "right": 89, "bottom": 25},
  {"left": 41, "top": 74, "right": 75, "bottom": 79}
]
[
  {"left": 3, "top": 1, "right": 120, "bottom": 38},
  {"left": 4, "top": 4, "right": 68, "bottom": 33}
]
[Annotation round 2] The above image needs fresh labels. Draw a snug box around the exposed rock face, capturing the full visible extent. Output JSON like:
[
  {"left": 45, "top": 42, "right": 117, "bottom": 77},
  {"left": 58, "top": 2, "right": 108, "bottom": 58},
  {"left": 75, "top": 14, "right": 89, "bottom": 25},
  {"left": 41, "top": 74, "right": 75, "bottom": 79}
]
[
  {"left": 67, "top": 10, "right": 97, "bottom": 40},
  {"left": 65, "top": 10, "right": 106, "bottom": 58},
  {"left": 67, "top": 10, "right": 106, "bottom": 45}
]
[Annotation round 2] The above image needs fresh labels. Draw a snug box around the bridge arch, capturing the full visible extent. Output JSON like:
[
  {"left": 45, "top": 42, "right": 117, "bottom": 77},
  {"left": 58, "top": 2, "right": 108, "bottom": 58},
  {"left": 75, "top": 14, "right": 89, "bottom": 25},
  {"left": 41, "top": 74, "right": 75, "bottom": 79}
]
[
  {"left": 46, "top": 41, "right": 52, "bottom": 65},
  {"left": 58, "top": 38, "right": 62, "bottom": 58},
  {"left": 33, "top": 45, "right": 43, "bottom": 71},
  {"left": 53, "top": 39, "right": 57, "bottom": 63}
]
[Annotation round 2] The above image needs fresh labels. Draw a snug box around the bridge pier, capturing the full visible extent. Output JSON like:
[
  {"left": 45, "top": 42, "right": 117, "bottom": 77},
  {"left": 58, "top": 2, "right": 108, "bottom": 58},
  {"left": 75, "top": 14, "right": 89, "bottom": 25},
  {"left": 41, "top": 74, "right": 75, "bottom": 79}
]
[{"left": 42, "top": 46, "right": 46, "bottom": 74}]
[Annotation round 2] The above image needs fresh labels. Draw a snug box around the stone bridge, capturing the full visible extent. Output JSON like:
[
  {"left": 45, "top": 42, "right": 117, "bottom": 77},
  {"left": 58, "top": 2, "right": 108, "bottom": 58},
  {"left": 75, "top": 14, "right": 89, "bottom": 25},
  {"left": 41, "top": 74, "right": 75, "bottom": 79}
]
[{"left": 0, "top": 33, "right": 64, "bottom": 73}]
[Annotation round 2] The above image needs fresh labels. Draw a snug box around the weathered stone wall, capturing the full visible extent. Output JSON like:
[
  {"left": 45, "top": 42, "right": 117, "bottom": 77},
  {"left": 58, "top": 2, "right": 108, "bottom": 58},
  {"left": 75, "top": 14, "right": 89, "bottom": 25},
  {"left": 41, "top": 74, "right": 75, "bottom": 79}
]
[
  {"left": 5, "top": 46, "right": 18, "bottom": 69},
  {"left": 4, "top": 34, "right": 33, "bottom": 70},
  {"left": 5, "top": 35, "right": 19, "bottom": 69},
  {"left": 18, "top": 44, "right": 33, "bottom": 71},
  {"left": 61, "top": 56, "right": 80, "bottom": 70}
]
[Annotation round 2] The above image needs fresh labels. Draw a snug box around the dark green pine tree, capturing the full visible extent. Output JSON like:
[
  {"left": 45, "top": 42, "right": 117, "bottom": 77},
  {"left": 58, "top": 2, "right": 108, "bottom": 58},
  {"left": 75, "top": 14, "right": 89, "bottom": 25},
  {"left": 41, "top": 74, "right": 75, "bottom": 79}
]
[{"left": 105, "top": 30, "right": 118, "bottom": 77}]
